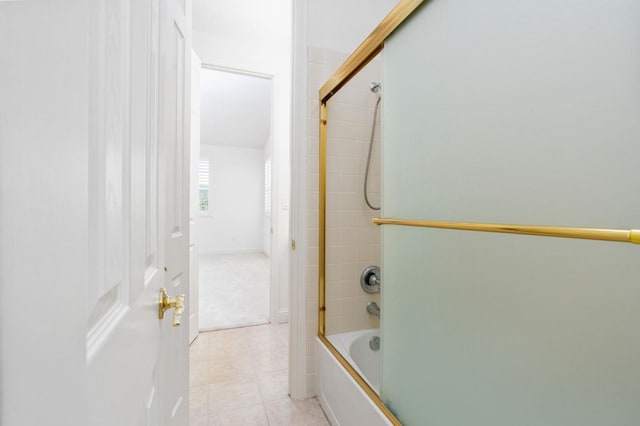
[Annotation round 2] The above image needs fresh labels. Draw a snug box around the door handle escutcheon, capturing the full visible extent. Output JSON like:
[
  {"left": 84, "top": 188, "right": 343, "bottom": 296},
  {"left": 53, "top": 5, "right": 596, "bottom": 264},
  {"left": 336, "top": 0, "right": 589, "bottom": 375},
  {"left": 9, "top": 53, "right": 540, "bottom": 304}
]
[{"left": 159, "top": 288, "right": 185, "bottom": 327}]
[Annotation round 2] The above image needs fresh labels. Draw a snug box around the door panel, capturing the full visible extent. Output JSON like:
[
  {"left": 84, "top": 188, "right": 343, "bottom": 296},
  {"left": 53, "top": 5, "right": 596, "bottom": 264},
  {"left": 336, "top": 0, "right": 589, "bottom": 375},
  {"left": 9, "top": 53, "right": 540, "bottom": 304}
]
[
  {"left": 86, "top": 0, "right": 131, "bottom": 362},
  {"left": 0, "top": 2, "right": 91, "bottom": 424},
  {"left": 159, "top": 0, "right": 191, "bottom": 424},
  {"left": 86, "top": 0, "right": 166, "bottom": 424},
  {"left": 144, "top": 0, "right": 161, "bottom": 284},
  {"left": 0, "top": 0, "right": 190, "bottom": 425}
]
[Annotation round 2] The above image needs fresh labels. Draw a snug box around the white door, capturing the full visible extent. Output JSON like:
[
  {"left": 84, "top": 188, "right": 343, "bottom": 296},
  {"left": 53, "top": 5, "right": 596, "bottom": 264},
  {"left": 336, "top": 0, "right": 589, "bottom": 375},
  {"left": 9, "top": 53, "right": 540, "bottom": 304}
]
[
  {"left": 0, "top": 0, "right": 191, "bottom": 425},
  {"left": 158, "top": 0, "right": 192, "bottom": 423}
]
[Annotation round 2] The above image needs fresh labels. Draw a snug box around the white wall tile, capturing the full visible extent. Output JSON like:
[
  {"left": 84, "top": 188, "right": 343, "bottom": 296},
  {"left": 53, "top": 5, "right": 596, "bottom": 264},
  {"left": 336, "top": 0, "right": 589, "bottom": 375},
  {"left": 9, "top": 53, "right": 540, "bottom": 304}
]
[{"left": 306, "top": 48, "right": 383, "bottom": 394}]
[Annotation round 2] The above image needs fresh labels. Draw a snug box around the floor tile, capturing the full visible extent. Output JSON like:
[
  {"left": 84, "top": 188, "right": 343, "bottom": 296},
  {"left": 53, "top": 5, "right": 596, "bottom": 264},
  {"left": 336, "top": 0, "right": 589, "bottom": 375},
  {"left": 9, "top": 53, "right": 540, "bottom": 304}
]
[
  {"left": 208, "top": 376, "right": 263, "bottom": 415},
  {"left": 257, "top": 369, "right": 289, "bottom": 402},
  {"left": 190, "top": 323, "right": 329, "bottom": 426},
  {"left": 253, "top": 346, "right": 289, "bottom": 374},
  {"left": 190, "top": 416, "right": 207, "bottom": 426},
  {"left": 208, "top": 404, "right": 269, "bottom": 426},
  {"left": 189, "top": 334, "right": 212, "bottom": 360},
  {"left": 264, "top": 397, "right": 330, "bottom": 426},
  {"left": 208, "top": 353, "right": 255, "bottom": 383},
  {"left": 248, "top": 330, "right": 287, "bottom": 353},
  {"left": 208, "top": 333, "right": 253, "bottom": 358},
  {"left": 275, "top": 322, "right": 290, "bottom": 341},
  {"left": 189, "top": 384, "right": 208, "bottom": 419},
  {"left": 190, "top": 358, "right": 209, "bottom": 387}
]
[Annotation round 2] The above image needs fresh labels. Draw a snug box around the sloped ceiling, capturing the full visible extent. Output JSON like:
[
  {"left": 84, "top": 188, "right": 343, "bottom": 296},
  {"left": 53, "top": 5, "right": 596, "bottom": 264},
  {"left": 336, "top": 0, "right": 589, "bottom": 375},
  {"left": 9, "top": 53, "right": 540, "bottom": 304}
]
[
  {"left": 193, "top": 0, "right": 286, "bottom": 148},
  {"left": 199, "top": 68, "right": 272, "bottom": 148},
  {"left": 192, "top": 0, "right": 291, "bottom": 41}
]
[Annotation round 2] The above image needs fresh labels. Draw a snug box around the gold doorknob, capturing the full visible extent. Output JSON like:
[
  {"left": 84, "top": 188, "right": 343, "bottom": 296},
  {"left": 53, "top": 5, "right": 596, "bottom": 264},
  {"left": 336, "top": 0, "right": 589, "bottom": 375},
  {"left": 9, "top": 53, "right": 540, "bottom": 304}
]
[{"left": 159, "top": 288, "right": 185, "bottom": 327}]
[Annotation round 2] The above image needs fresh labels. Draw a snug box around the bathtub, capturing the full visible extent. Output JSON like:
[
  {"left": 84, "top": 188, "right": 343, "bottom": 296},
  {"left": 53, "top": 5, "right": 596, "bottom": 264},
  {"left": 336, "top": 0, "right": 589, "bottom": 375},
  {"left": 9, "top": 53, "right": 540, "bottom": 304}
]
[{"left": 316, "top": 329, "right": 392, "bottom": 426}]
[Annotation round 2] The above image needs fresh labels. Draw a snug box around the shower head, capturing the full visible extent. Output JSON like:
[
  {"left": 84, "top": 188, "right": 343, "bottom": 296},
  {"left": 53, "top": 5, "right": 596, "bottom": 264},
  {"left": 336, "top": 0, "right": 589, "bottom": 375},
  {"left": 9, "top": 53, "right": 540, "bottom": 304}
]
[{"left": 369, "top": 82, "right": 381, "bottom": 94}]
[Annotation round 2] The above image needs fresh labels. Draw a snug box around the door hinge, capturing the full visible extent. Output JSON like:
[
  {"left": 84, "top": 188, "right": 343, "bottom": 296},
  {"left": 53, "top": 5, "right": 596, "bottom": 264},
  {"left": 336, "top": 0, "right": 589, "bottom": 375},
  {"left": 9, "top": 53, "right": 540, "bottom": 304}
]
[{"left": 291, "top": 239, "right": 296, "bottom": 250}]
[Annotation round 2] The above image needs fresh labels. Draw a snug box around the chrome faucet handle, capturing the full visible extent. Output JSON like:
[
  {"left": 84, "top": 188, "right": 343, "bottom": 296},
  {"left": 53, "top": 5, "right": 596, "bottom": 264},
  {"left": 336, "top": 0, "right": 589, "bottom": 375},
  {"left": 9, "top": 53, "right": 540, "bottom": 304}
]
[
  {"left": 368, "top": 275, "right": 380, "bottom": 287},
  {"left": 360, "top": 265, "right": 381, "bottom": 294}
]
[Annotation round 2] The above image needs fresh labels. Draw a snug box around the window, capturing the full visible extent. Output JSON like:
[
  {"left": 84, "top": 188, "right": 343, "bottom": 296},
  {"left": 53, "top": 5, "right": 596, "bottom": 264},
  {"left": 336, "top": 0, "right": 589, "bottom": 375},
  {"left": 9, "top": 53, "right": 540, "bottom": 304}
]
[
  {"left": 199, "top": 158, "right": 210, "bottom": 214},
  {"left": 264, "top": 157, "right": 271, "bottom": 216}
]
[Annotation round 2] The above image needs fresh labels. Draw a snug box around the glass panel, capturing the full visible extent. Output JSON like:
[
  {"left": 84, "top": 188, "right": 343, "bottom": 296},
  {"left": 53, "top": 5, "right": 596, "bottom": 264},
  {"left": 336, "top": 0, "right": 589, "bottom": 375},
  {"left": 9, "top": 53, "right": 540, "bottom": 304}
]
[
  {"left": 382, "top": 2, "right": 640, "bottom": 425},
  {"left": 324, "top": 53, "right": 383, "bottom": 391}
]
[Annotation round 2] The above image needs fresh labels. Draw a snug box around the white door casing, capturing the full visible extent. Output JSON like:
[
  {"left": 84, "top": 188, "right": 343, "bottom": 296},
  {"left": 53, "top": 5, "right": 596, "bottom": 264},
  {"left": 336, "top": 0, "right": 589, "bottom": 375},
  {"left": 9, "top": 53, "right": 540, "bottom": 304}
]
[{"left": 0, "top": 0, "right": 191, "bottom": 425}]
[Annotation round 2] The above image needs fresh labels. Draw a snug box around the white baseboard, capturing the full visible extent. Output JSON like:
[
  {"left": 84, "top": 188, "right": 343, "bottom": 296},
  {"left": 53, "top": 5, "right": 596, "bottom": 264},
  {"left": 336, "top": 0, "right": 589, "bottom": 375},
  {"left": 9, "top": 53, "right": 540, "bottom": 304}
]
[
  {"left": 275, "top": 308, "right": 289, "bottom": 324},
  {"left": 199, "top": 249, "right": 266, "bottom": 256}
]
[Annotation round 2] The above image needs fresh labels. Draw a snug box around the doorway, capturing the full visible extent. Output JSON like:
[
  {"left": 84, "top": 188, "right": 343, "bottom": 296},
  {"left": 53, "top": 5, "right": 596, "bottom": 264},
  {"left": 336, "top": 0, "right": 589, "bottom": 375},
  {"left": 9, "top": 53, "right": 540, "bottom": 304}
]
[{"left": 197, "top": 66, "right": 274, "bottom": 330}]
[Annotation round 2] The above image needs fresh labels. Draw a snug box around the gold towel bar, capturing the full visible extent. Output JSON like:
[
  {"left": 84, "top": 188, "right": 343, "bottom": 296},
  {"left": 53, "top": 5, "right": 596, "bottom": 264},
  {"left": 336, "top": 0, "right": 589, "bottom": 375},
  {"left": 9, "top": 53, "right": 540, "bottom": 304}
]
[{"left": 372, "top": 218, "right": 640, "bottom": 244}]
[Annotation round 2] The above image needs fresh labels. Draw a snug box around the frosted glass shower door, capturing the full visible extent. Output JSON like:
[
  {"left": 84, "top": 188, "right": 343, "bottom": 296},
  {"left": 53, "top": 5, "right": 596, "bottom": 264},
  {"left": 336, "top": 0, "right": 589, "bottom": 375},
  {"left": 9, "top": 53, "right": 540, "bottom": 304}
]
[{"left": 381, "top": 1, "right": 640, "bottom": 425}]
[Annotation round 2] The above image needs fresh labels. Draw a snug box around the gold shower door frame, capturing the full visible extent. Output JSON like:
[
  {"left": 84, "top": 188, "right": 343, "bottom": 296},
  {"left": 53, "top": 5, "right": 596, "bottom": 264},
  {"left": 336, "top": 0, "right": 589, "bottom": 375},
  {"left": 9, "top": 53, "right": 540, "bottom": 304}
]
[
  {"left": 317, "top": 0, "right": 640, "bottom": 424},
  {"left": 317, "top": 2, "right": 425, "bottom": 425}
]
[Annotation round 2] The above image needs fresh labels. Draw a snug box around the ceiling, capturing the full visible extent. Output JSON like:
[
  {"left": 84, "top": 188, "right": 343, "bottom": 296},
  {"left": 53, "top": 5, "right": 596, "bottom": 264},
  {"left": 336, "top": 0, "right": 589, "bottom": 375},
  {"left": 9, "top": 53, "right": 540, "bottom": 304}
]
[
  {"left": 193, "top": 0, "right": 287, "bottom": 149},
  {"left": 192, "top": 0, "right": 291, "bottom": 41},
  {"left": 199, "top": 68, "right": 272, "bottom": 148}
]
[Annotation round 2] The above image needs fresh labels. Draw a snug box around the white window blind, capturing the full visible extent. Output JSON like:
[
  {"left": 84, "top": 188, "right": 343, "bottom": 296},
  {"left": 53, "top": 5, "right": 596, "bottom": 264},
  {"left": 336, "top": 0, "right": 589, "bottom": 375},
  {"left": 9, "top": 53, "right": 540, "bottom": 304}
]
[
  {"left": 265, "top": 157, "right": 271, "bottom": 216},
  {"left": 199, "top": 159, "right": 210, "bottom": 213}
]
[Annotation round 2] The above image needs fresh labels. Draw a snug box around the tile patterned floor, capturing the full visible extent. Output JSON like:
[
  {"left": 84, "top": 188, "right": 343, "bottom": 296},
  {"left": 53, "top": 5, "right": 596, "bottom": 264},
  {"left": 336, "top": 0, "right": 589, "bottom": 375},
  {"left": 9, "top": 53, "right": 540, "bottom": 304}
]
[
  {"left": 189, "top": 323, "right": 329, "bottom": 426},
  {"left": 199, "top": 253, "right": 270, "bottom": 330}
]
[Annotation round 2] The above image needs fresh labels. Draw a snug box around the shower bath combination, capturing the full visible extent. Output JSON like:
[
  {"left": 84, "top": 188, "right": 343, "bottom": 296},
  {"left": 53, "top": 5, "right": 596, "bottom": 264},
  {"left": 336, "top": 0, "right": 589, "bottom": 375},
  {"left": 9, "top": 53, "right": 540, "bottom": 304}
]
[
  {"left": 319, "top": 77, "right": 388, "bottom": 426},
  {"left": 364, "top": 81, "right": 382, "bottom": 211}
]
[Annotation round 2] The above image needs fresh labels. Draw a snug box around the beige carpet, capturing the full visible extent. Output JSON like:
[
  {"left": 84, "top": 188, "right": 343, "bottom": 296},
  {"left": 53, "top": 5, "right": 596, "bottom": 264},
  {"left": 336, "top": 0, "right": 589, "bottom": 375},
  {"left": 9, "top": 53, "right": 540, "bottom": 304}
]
[{"left": 199, "top": 253, "right": 270, "bottom": 330}]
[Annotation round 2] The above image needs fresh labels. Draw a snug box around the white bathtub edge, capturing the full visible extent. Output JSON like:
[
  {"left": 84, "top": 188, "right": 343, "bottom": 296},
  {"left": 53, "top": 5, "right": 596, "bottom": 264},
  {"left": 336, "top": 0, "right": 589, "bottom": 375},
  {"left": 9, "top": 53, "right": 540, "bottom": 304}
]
[
  {"left": 315, "top": 336, "right": 393, "bottom": 426},
  {"left": 317, "top": 387, "right": 340, "bottom": 426}
]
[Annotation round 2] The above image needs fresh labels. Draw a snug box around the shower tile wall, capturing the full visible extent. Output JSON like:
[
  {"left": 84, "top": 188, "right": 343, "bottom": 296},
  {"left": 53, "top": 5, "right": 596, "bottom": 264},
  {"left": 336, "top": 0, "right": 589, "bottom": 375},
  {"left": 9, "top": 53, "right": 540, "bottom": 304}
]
[
  {"left": 305, "top": 46, "right": 382, "bottom": 395},
  {"left": 324, "top": 59, "right": 381, "bottom": 336}
]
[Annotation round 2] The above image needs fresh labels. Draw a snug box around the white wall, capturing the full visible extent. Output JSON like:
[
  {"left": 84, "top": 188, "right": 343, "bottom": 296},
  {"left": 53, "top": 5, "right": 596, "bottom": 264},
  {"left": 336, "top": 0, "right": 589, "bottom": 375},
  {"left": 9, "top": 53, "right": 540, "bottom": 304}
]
[
  {"left": 199, "top": 144, "right": 264, "bottom": 254},
  {"left": 193, "top": 28, "right": 291, "bottom": 323},
  {"left": 307, "top": 0, "right": 398, "bottom": 53}
]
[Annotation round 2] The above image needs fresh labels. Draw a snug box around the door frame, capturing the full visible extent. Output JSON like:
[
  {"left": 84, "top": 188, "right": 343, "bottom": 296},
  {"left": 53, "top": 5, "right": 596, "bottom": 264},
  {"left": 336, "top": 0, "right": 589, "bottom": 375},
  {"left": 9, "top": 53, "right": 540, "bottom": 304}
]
[
  {"left": 288, "top": 0, "right": 308, "bottom": 400},
  {"left": 196, "top": 63, "right": 281, "bottom": 327}
]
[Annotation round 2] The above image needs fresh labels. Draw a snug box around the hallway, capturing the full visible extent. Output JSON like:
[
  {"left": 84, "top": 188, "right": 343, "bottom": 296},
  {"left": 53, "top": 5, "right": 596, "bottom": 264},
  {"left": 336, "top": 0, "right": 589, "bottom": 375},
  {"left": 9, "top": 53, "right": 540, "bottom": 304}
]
[{"left": 189, "top": 324, "right": 329, "bottom": 425}]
